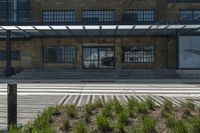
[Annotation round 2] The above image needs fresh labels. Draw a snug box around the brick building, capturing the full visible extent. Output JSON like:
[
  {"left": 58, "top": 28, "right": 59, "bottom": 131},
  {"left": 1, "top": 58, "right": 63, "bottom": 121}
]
[{"left": 0, "top": 0, "right": 200, "bottom": 77}]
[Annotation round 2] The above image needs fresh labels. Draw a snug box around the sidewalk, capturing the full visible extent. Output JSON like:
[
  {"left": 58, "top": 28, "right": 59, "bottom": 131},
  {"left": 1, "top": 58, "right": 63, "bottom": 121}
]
[{"left": 1, "top": 78, "right": 200, "bottom": 84}]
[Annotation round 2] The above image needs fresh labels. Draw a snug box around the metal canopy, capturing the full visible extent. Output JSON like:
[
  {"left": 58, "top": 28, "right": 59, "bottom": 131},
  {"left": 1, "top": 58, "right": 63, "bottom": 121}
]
[{"left": 0, "top": 24, "right": 200, "bottom": 38}]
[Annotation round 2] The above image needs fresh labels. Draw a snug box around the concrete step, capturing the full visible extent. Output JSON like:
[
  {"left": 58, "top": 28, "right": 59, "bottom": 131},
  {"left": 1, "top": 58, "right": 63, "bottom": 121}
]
[{"left": 11, "top": 69, "right": 180, "bottom": 79}]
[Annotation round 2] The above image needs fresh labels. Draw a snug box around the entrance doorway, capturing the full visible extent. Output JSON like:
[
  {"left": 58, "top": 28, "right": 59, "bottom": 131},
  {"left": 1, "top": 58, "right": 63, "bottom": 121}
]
[{"left": 83, "top": 47, "right": 115, "bottom": 69}]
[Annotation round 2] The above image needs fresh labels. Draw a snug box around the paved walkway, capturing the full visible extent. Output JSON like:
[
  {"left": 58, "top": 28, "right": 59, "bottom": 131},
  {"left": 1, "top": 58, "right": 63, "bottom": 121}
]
[{"left": 0, "top": 83, "right": 200, "bottom": 130}]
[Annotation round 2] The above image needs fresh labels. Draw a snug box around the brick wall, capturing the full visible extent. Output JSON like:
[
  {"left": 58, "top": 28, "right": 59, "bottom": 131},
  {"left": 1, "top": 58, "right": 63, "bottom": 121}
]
[{"left": 0, "top": 37, "right": 177, "bottom": 70}]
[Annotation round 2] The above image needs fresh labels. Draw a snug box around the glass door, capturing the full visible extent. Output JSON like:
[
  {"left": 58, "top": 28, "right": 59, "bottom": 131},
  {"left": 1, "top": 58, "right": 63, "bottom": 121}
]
[{"left": 83, "top": 47, "right": 115, "bottom": 69}]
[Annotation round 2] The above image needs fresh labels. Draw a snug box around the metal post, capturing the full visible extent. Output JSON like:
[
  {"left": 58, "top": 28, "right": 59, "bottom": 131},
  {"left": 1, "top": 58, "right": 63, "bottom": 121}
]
[
  {"left": 7, "top": 83, "right": 17, "bottom": 129},
  {"left": 4, "top": 30, "right": 14, "bottom": 77}
]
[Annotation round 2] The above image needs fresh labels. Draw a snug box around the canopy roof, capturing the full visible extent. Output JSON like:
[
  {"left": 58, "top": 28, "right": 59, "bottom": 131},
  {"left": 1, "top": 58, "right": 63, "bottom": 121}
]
[{"left": 0, "top": 23, "right": 200, "bottom": 38}]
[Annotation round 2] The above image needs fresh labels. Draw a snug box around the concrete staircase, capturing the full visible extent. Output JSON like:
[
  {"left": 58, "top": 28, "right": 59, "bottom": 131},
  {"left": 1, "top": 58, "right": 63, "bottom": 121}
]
[{"left": 11, "top": 69, "right": 180, "bottom": 79}]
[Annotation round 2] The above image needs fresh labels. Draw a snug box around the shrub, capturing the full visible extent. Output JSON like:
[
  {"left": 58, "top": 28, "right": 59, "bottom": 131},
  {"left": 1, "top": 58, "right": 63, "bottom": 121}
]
[
  {"left": 165, "top": 115, "right": 177, "bottom": 128},
  {"left": 62, "top": 118, "right": 70, "bottom": 130},
  {"left": 96, "top": 115, "right": 111, "bottom": 132},
  {"left": 173, "top": 120, "right": 188, "bottom": 133},
  {"left": 146, "top": 98, "right": 156, "bottom": 110},
  {"left": 65, "top": 105, "right": 77, "bottom": 118},
  {"left": 94, "top": 99, "right": 103, "bottom": 108},
  {"left": 85, "top": 103, "right": 95, "bottom": 115},
  {"left": 163, "top": 100, "right": 173, "bottom": 112},
  {"left": 73, "top": 122, "right": 87, "bottom": 133},
  {"left": 142, "top": 116, "right": 156, "bottom": 133},
  {"left": 137, "top": 102, "right": 148, "bottom": 114},
  {"left": 118, "top": 111, "right": 129, "bottom": 125}
]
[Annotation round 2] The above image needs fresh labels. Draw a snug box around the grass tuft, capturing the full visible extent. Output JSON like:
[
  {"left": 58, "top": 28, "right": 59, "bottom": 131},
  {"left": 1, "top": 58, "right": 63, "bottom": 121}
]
[
  {"left": 142, "top": 116, "right": 156, "bottom": 133},
  {"left": 163, "top": 100, "right": 173, "bottom": 112},
  {"left": 146, "top": 98, "right": 156, "bottom": 110},
  {"left": 94, "top": 99, "right": 103, "bottom": 108},
  {"left": 137, "top": 102, "right": 148, "bottom": 114},
  {"left": 190, "top": 118, "right": 200, "bottom": 133},
  {"left": 181, "top": 101, "right": 195, "bottom": 111},
  {"left": 96, "top": 115, "right": 111, "bottom": 132},
  {"left": 117, "top": 111, "right": 129, "bottom": 125},
  {"left": 165, "top": 114, "right": 177, "bottom": 128},
  {"left": 173, "top": 120, "right": 188, "bottom": 133},
  {"left": 62, "top": 118, "right": 70, "bottom": 130},
  {"left": 73, "top": 122, "right": 87, "bottom": 133},
  {"left": 85, "top": 103, "right": 95, "bottom": 115},
  {"left": 128, "top": 98, "right": 139, "bottom": 109},
  {"left": 65, "top": 105, "right": 77, "bottom": 118}
]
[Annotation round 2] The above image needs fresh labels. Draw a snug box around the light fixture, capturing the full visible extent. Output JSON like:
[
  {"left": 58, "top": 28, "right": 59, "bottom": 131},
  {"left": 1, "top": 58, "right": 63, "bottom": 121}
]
[
  {"left": 51, "top": 26, "right": 67, "bottom": 30},
  {"left": 17, "top": 26, "right": 35, "bottom": 30},
  {"left": 134, "top": 25, "right": 151, "bottom": 29},
  {"left": 84, "top": 25, "right": 100, "bottom": 30},
  {"left": 101, "top": 25, "right": 117, "bottom": 30},
  {"left": 167, "top": 25, "right": 184, "bottom": 29},
  {"left": 1, "top": 26, "right": 18, "bottom": 30},
  {"left": 34, "top": 26, "right": 51, "bottom": 30},
  {"left": 67, "top": 26, "right": 83, "bottom": 30},
  {"left": 118, "top": 25, "right": 134, "bottom": 29},
  {"left": 185, "top": 25, "right": 200, "bottom": 29}
]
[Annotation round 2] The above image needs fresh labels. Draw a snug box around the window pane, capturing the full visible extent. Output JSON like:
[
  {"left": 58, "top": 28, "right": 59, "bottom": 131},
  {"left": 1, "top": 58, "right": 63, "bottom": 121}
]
[
  {"left": 82, "top": 10, "right": 115, "bottom": 22},
  {"left": 180, "top": 10, "right": 193, "bottom": 20},
  {"left": 123, "top": 45, "right": 155, "bottom": 63},
  {"left": 43, "top": 10, "right": 76, "bottom": 22},
  {"left": 124, "top": 9, "right": 155, "bottom": 22},
  {"left": 44, "top": 46, "right": 76, "bottom": 63}
]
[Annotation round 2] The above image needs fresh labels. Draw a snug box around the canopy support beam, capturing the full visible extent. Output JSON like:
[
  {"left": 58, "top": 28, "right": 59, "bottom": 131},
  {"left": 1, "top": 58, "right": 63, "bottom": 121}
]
[{"left": 4, "top": 30, "right": 14, "bottom": 77}]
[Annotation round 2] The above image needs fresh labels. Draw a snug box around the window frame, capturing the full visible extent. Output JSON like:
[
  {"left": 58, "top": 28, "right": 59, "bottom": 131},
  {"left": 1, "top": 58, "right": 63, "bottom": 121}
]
[
  {"left": 124, "top": 9, "right": 156, "bottom": 22},
  {"left": 0, "top": 51, "right": 21, "bottom": 60},
  {"left": 42, "top": 10, "right": 76, "bottom": 22},
  {"left": 82, "top": 9, "right": 116, "bottom": 22},
  {"left": 43, "top": 46, "right": 76, "bottom": 64},
  {"left": 122, "top": 45, "right": 155, "bottom": 64},
  {"left": 179, "top": 9, "right": 200, "bottom": 21}
]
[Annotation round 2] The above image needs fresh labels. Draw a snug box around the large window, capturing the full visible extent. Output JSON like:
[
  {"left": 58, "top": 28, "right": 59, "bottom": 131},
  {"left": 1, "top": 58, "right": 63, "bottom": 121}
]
[
  {"left": 82, "top": 10, "right": 115, "bottom": 22},
  {"left": 83, "top": 47, "right": 115, "bottom": 69},
  {"left": 43, "top": 10, "right": 76, "bottom": 22},
  {"left": 0, "top": 51, "right": 21, "bottom": 60},
  {"left": 123, "top": 45, "right": 155, "bottom": 63},
  {"left": 124, "top": 9, "right": 155, "bottom": 22},
  {"left": 0, "top": 0, "right": 29, "bottom": 22},
  {"left": 180, "top": 9, "right": 200, "bottom": 21},
  {"left": 44, "top": 46, "right": 76, "bottom": 63}
]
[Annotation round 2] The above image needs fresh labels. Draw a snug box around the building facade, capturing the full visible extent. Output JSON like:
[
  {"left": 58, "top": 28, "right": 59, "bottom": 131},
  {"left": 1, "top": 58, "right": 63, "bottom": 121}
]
[{"left": 0, "top": 0, "right": 200, "bottom": 74}]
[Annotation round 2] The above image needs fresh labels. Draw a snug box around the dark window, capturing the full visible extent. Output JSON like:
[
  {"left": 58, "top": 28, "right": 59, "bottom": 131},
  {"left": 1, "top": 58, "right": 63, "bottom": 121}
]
[
  {"left": 44, "top": 46, "right": 76, "bottom": 63},
  {"left": 0, "top": 51, "right": 21, "bottom": 60},
  {"left": 0, "top": 0, "right": 29, "bottom": 22},
  {"left": 124, "top": 9, "right": 155, "bottom": 22},
  {"left": 123, "top": 45, "right": 155, "bottom": 63},
  {"left": 82, "top": 10, "right": 115, "bottom": 22},
  {"left": 43, "top": 10, "right": 76, "bottom": 22},
  {"left": 180, "top": 9, "right": 200, "bottom": 21}
]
